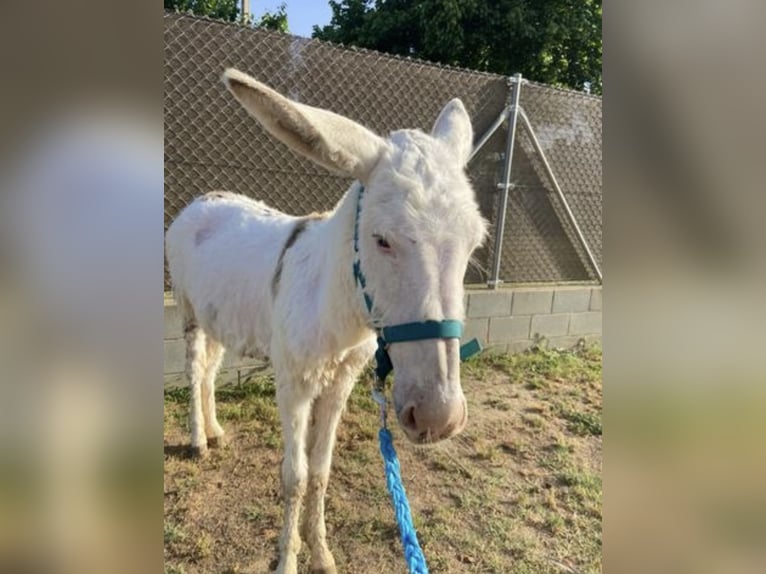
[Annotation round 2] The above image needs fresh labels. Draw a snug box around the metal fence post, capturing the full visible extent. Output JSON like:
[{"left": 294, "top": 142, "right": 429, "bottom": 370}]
[
  {"left": 518, "top": 109, "right": 603, "bottom": 282},
  {"left": 487, "top": 73, "right": 522, "bottom": 289},
  {"left": 469, "top": 107, "right": 509, "bottom": 164}
]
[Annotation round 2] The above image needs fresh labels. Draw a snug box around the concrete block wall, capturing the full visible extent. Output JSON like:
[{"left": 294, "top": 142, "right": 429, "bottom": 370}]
[
  {"left": 164, "top": 295, "right": 264, "bottom": 377},
  {"left": 464, "top": 284, "right": 602, "bottom": 354},
  {"left": 164, "top": 284, "right": 601, "bottom": 376}
]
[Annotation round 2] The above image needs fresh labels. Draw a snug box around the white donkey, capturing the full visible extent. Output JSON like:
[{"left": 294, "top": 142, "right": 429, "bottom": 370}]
[{"left": 165, "top": 68, "right": 487, "bottom": 574}]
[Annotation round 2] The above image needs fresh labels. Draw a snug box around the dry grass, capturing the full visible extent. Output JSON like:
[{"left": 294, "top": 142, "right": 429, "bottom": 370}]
[{"left": 164, "top": 345, "right": 602, "bottom": 574}]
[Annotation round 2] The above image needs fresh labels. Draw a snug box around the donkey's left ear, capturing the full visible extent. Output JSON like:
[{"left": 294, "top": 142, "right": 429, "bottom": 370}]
[
  {"left": 222, "top": 68, "right": 387, "bottom": 181},
  {"left": 431, "top": 98, "right": 474, "bottom": 166}
]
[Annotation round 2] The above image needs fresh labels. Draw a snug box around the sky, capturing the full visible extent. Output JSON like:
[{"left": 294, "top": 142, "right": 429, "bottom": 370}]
[{"left": 248, "top": 1, "right": 333, "bottom": 38}]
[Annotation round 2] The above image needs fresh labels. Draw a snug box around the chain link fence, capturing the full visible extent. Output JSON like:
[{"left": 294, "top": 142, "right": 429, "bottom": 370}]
[{"left": 164, "top": 12, "right": 602, "bottom": 289}]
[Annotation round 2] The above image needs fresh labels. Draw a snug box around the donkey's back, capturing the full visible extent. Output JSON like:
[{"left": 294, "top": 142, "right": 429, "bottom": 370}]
[{"left": 166, "top": 190, "right": 296, "bottom": 357}]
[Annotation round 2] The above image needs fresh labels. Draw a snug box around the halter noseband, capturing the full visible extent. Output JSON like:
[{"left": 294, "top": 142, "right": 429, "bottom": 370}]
[{"left": 352, "top": 184, "right": 481, "bottom": 381}]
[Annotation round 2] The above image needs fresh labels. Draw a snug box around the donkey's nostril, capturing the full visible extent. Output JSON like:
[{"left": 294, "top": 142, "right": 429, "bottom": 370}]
[
  {"left": 397, "top": 398, "right": 467, "bottom": 443},
  {"left": 400, "top": 404, "right": 418, "bottom": 433}
]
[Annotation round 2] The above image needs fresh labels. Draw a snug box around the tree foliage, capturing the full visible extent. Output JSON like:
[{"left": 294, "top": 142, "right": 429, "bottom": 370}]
[
  {"left": 313, "top": 0, "right": 601, "bottom": 94},
  {"left": 164, "top": 0, "right": 289, "bottom": 33},
  {"left": 164, "top": 0, "right": 239, "bottom": 22},
  {"left": 256, "top": 3, "right": 289, "bottom": 33}
]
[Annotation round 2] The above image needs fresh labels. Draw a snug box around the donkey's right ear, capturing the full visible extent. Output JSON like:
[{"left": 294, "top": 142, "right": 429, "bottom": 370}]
[{"left": 223, "top": 68, "right": 387, "bottom": 181}]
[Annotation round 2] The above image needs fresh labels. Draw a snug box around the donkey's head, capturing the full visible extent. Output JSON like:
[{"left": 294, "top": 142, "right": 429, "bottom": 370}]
[{"left": 223, "top": 69, "right": 487, "bottom": 444}]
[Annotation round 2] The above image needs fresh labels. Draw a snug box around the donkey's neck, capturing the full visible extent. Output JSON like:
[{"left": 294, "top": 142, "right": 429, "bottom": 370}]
[{"left": 313, "top": 182, "right": 374, "bottom": 352}]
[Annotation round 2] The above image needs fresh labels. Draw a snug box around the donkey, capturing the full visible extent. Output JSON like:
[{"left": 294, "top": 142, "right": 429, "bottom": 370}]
[{"left": 165, "top": 68, "right": 487, "bottom": 574}]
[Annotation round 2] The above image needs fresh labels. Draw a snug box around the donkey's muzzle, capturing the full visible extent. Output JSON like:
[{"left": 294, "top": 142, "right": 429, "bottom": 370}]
[{"left": 397, "top": 397, "right": 467, "bottom": 444}]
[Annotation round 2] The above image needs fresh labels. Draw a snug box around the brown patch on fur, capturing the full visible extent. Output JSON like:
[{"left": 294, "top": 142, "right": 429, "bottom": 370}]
[
  {"left": 271, "top": 212, "right": 329, "bottom": 298},
  {"left": 194, "top": 227, "right": 214, "bottom": 246},
  {"left": 182, "top": 316, "right": 198, "bottom": 335}
]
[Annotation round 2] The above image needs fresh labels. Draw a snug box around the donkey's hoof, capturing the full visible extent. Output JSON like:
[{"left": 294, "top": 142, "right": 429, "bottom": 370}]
[
  {"left": 309, "top": 555, "right": 337, "bottom": 574},
  {"left": 190, "top": 444, "right": 209, "bottom": 459},
  {"left": 207, "top": 434, "right": 228, "bottom": 449}
]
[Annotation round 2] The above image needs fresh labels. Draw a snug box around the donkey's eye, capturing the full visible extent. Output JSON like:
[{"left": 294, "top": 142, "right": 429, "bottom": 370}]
[{"left": 374, "top": 235, "right": 391, "bottom": 251}]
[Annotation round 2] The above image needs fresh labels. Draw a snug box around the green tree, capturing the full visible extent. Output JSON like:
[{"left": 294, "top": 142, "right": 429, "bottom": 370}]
[
  {"left": 164, "top": 0, "right": 240, "bottom": 22},
  {"left": 313, "top": 0, "right": 601, "bottom": 94},
  {"left": 257, "top": 2, "right": 289, "bottom": 33},
  {"left": 164, "top": 0, "right": 289, "bottom": 33}
]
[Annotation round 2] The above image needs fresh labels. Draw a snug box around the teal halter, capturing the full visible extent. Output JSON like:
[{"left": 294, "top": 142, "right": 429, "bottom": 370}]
[{"left": 352, "top": 185, "right": 481, "bottom": 381}]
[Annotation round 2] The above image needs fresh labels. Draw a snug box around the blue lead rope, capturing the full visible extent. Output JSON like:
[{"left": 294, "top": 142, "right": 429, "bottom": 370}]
[
  {"left": 379, "top": 427, "right": 430, "bottom": 574},
  {"left": 354, "top": 182, "right": 481, "bottom": 573},
  {"left": 374, "top": 336, "right": 479, "bottom": 573}
]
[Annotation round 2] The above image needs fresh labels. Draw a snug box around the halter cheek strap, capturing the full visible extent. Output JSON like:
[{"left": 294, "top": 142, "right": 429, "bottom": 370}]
[{"left": 352, "top": 185, "right": 481, "bottom": 381}]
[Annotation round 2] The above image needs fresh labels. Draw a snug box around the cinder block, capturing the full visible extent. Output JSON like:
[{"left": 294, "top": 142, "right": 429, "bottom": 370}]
[
  {"left": 223, "top": 353, "right": 240, "bottom": 369},
  {"left": 463, "top": 318, "right": 490, "bottom": 345},
  {"left": 569, "top": 311, "right": 602, "bottom": 335},
  {"left": 511, "top": 289, "right": 553, "bottom": 315},
  {"left": 467, "top": 291, "right": 512, "bottom": 318},
  {"left": 531, "top": 313, "right": 570, "bottom": 338},
  {"left": 164, "top": 338, "right": 186, "bottom": 374},
  {"left": 165, "top": 302, "right": 183, "bottom": 339},
  {"left": 489, "top": 316, "right": 531, "bottom": 342},
  {"left": 590, "top": 288, "right": 602, "bottom": 311},
  {"left": 509, "top": 339, "right": 534, "bottom": 354},
  {"left": 552, "top": 288, "right": 591, "bottom": 313}
]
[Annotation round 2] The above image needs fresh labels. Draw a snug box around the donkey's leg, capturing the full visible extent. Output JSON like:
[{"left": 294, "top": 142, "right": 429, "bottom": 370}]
[
  {"left": 302, "top": 373, "right": 357, "bottom": 574},
  {"left": 183, "top": 318, "right": 208, "bottom": 458},
  {"left": 275, "top": 374, "right": 315, "bottom": 574},
  {"left": 201, "top": 337, "right": 226, "bottom": 447}
]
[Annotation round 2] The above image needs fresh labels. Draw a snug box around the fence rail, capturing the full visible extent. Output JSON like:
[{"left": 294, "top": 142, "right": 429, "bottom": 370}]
[{"left": 164, "top": 12, "right": 602, "bottom": 289}]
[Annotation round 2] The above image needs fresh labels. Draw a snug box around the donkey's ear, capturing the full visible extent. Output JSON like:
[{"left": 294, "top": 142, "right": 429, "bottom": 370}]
[
  {"left": 431, "top": 98, "right": 473, "bottom": 166},
  {"left": 223, "top": 68, "right": 387, "bottom": 180}
]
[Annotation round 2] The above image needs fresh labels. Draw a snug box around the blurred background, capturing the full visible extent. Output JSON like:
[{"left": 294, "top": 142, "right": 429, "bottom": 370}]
[
  {"left": 606, "top": 1, "right": 766, "bottom": 572},
  {"left": 0, "top": 2, "right": 162, "bottom": 573}
]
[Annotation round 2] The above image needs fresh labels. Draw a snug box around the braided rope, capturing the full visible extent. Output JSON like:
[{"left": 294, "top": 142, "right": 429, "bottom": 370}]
[
  {"left": 379, "top": 428, "right": 430, "bottom": 574},
  {"left": 355, "top": 182, "right": 480, "bottom": 572}
]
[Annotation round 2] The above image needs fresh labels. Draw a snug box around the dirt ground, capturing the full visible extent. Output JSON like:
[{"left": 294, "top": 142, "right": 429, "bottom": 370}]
[{"left": 164, "top": 345, "right": 602, "bottom": 574}]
